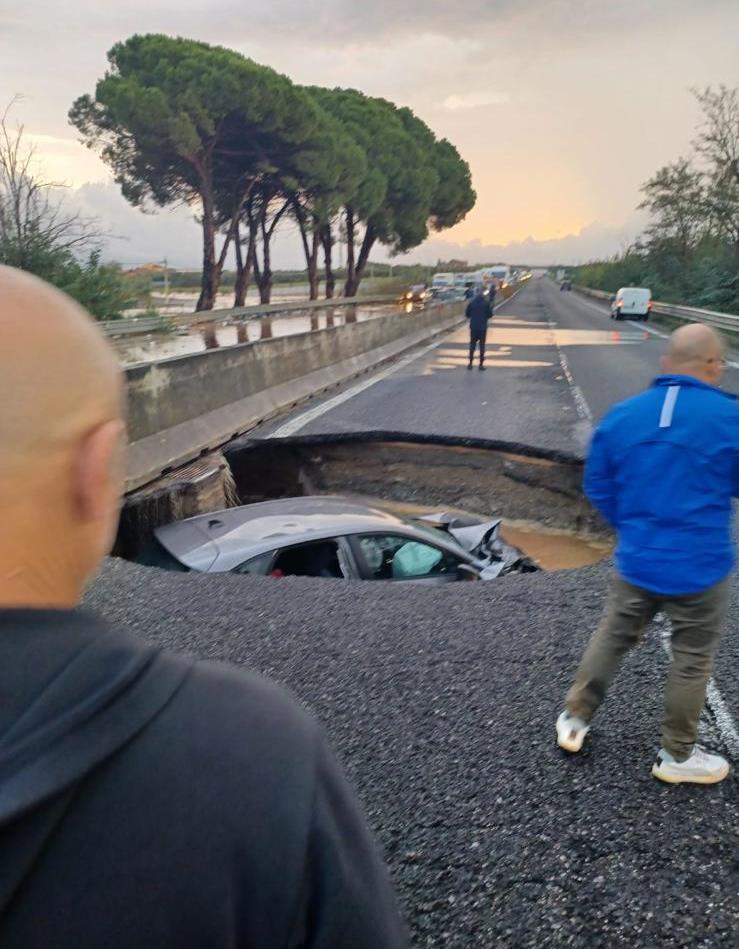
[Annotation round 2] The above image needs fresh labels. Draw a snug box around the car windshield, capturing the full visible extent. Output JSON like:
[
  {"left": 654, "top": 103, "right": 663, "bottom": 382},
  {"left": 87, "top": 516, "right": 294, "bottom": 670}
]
[{"left": 404, "top": 518, "right": 470, "bottom": 556}]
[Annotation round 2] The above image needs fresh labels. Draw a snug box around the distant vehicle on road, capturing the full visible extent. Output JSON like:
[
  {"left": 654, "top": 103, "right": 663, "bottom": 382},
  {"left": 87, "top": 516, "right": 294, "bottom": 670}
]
[
  {"left": 560, "top": 279, "right": 572, "bottom": 291},
  {"left": 402, "top": 284, "right": 429, "bottom": 304},
  {"left": 145, "top": 496, "right": 538, "bottom": 583},
  {"left": 483, "top": 265, "right": 512, "bottom": 289},
  {"left": 610, "top": 287, "right": 652, "bottom": 321},
  {"left": 429, "top": 287, "right": 465, "bottom": 304},
  {"left": 431, "top": 272, "right": 455, "bottom": 289}
]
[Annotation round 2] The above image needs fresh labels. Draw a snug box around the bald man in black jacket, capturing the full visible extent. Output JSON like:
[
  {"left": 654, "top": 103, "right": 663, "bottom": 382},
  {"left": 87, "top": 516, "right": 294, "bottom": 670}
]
[{"left": 0, "top": 266, "right": 407, "bottom": 948}]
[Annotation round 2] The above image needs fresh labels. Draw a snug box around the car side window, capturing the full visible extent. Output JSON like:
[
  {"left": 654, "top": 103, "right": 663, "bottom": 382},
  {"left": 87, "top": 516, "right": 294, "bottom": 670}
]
[
  {"left": 356, "top": 534, "right": 460, "bottom": 580},
  {"left": 271, "top": 540, "right": 346, "bottom": 579},
  {"left": 232, "top": 551, "right": 274, "bottom": 575}
]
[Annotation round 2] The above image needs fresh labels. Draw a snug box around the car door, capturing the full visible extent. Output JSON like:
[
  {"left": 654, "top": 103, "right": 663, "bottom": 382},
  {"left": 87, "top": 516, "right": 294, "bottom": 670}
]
[
  {"left": 349, "top": 533, "right": 466, "bottom": 584},
  {"left": 233, "top": 537, "right": 359, "bottom": 578}
]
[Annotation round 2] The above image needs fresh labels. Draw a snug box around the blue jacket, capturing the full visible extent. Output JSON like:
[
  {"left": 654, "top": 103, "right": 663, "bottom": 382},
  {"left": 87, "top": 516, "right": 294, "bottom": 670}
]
[
  {"left": 585, "top": 375, "right": 739, "bottom": 594},
  {"left": 465, "top": 296, "right": 492, "bottom": 333}
]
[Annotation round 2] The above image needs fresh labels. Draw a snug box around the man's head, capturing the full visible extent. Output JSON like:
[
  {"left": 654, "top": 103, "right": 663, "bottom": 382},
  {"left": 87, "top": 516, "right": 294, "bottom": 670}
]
[
  {"left": 0, "top": 266, "right": 124, "bottom": 608},
  {"left": 661, "top": 323, "right": 727, "bottom": 387}
]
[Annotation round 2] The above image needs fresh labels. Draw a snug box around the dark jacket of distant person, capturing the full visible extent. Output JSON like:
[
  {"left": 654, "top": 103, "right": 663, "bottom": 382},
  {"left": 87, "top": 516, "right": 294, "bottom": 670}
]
[{"left": 465, "top": 293, "right": 493, "bottom": 333}]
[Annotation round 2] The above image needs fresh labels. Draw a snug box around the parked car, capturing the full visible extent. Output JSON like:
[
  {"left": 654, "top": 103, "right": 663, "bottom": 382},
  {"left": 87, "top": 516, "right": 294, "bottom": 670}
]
[
  {"left": 144, "top": 496, "right": 538, "bottom": 584},
  {"left": 560, "top": 280, "right": 572, "bottom": 291},
  {"left": 610, "top": 287, "right": 652, "bottom": 321}
]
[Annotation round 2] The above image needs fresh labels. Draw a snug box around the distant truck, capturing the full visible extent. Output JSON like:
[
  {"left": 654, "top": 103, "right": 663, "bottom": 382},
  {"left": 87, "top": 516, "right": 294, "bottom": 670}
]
[
  {"left": 432, "top": 272, "right": 455, "bottom": 289},
  {"left": 482, "top": 265, "right": 512, "bottom": 290}
]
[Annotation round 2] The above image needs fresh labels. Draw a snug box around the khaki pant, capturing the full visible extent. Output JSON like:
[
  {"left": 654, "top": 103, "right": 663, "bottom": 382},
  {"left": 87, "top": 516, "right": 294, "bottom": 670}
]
[{"left": 566, "top": 573, "right": 729, "bottom": 761}]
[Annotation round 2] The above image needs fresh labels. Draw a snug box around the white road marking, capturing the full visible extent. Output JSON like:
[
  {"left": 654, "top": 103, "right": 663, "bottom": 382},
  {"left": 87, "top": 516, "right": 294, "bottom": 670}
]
[
  {"left": 658, "top": 616, "right": 739, "bottom": 758},
  {"left": 547, "top": 316, "right": 594, "bottom": 451},
  {"left": 268, "top": 287, "right": 525, "bottom": 439},
  {"left": 268, "top": 338, "right": 444, "bottom": 438}
]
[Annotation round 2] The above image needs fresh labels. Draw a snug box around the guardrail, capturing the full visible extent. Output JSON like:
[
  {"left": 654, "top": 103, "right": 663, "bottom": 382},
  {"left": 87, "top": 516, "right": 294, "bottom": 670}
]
[
  {"left": 575, "top": 286, "right": 739, "bottom": 334},
  {"left": 100, "top": 314, "right": 173, "bottom": 337},
  {"left": 101, "top": 295, "right": 399, "bottom": 337}
]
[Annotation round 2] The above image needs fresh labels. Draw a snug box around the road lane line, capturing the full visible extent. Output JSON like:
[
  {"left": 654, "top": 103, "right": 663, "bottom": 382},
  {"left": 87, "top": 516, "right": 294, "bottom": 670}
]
[
  {"left": 268, "top": 338, "right": 445, "bottom": 438},
  {"left": 659, "top": 618, "right": 739, "bottom": 758},
  {"left": 546, "top": 316, "right": 594, "bottom": 452},
  {"left": 269, "top": 287, "right": 526, "bottom": 439}
]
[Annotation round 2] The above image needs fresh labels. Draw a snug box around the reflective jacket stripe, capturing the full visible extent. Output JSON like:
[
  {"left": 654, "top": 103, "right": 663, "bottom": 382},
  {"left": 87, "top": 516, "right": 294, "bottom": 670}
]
[{"left": 659, "top": 385, "right": 681, "bottom": 428}]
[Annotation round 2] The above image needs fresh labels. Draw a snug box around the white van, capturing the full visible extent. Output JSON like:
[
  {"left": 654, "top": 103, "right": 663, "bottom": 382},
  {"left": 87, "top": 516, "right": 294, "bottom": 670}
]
[
  {"left": 610, "top": 287, "right": 652, "bottom": 321},
  {"left": 432, "top": 272, "right": 454, "bottom": 289}
]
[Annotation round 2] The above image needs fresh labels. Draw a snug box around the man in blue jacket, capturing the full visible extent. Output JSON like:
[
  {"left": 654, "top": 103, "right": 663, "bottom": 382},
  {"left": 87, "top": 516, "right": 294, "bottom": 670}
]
[
  {"left": 465, "top": 287, "right": 492, "bottom": 370},
  {"left": 556, "top": 323, "right": 738, "bottom": 785}
]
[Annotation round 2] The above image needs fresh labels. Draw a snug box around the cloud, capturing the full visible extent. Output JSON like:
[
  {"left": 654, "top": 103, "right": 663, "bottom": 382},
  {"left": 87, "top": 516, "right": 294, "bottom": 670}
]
[
  {"left": 411, "top": 219, "right": 647, "bottom": 267},
  {"left": 442, "top": 91, "right": 510, "bottom": 111}
]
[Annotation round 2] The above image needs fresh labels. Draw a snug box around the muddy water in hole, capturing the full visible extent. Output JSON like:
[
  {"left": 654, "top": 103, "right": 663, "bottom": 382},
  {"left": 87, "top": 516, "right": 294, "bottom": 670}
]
[
  {"left": 351, "top": 496, "right": 611, "bottom": 571},
  {"left": 500, "top": 523, "right": 611, "bottom": 571}
]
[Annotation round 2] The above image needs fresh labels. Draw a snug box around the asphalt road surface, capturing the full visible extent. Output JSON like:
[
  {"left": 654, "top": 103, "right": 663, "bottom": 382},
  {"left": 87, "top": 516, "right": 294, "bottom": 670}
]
[
  {"left": 88, "top": 277, "right": 739, "bottom": 947},
  {"left": 89, "top": 558, "right": 739, "bottom": 948},
  {"left": 258, "top": 277, "right": 739, "bottom": 455}
]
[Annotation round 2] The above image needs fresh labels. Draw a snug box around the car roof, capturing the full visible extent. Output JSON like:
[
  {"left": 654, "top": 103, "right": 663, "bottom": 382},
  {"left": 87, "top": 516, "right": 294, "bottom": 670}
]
[{"left": 154, "top": 495, "right": 433, "bottom": 572}]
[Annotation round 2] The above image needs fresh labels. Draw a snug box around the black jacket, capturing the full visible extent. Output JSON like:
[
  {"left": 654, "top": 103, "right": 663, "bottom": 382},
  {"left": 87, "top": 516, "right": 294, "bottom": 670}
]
[
  {"left": 0, "top": 609, "right": 407, "bottom": 948},
  {"left": 465, "top": 295, "right": 492, "bottom": 333}
]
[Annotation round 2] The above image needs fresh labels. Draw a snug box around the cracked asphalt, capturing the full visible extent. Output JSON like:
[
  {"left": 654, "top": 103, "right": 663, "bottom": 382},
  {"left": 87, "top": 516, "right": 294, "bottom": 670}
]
[
  {"left": 88, "top": 278, "right": 739, "bottom": 946},
  {"left": 87, "top": 555, "right": 739, "bottom": 947}
]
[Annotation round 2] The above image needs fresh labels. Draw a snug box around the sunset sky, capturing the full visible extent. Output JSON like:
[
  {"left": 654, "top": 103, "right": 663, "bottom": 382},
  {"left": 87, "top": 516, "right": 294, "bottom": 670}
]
[{"left": 2, "top": 0, "right": 738, "bottom": 267}]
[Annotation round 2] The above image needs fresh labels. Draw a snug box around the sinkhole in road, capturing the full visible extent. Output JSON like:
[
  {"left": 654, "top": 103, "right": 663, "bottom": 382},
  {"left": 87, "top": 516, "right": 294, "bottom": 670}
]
[{"left": 117, "top": 434, "right": 612, "bottom": 572}]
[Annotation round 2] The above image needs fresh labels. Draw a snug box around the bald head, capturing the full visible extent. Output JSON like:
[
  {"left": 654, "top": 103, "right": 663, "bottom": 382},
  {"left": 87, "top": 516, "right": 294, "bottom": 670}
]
[
  {"left": 662, "top": 323, "right": 726, "bottom": 386},
  {"left": 0, "top": 266, "right": 125, "bottom": 606}
]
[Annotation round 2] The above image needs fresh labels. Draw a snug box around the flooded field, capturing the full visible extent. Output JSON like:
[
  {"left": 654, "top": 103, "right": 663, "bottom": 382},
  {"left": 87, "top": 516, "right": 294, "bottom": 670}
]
[{"left": 115, "top": 301, "right": 406, "bottom": 366}]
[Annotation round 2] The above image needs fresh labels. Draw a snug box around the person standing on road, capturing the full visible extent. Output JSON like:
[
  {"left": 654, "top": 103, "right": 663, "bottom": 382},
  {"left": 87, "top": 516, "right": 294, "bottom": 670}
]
[
  {"left": 465, "top": 286, "right": 492, "bottom": 371},
  {"left": 0, "top": 265, "right": 407, "bottom": 948},
  {"left": 487, "top": 281, "right": 497, "bottom": 312},
  {"left": 556, "top": 323, "right": 738, "bottom": 785}
]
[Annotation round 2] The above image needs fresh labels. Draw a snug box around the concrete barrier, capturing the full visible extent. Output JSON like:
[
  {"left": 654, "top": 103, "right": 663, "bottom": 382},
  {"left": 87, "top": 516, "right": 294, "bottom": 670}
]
[{"left": 125, "top": 300, "right": 465, "bottom": 490}]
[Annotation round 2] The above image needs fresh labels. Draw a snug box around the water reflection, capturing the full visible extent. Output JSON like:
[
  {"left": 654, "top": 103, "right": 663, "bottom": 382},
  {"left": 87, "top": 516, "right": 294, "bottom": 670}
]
[{"left": 115, "top": 302, "right": 394, "bottom": 367}]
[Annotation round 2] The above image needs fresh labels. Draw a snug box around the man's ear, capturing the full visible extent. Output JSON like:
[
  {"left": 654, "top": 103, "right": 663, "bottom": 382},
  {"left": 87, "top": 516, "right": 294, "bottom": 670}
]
[{"left": 72, "top": 420, "right": 126, "bottom": 521}]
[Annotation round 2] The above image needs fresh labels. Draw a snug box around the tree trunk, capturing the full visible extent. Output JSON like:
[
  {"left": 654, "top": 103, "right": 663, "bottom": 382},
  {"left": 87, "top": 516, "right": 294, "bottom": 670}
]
[
  {"left": 258, "top": 218, "right": 272, "bottom": 305},
  {"left": 350, "top": 223, "right": 376, "bottom": 297},
  {"left": 308, "top": 231, "right": 320, "bottom": 300},
  {"left": 321, "top": 224, "right": 336, "bottom": 299},
  {"left": 254, "top": 198, "right": 290, "bottom": 305},
  {"left": 296, "top": 205, "right": 321, "bottom": 301},
  {"left": 196, "top": 186, "right": 219, "bottom": 311},
  {"left": 196, "top": 173, "right": 252, "bottom": 312},
  {"left": 343, "top": 208, "right": 356, "bottom": 297},
  {"left": 233, "top": 221, "right": 252, "bottom": 307}
]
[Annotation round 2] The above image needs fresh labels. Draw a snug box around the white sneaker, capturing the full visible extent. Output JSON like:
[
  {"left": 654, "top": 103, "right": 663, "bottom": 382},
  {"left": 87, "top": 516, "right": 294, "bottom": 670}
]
[
  {"left": 652, "top": 746, "right": 730, "bottom": 785},
  {"left": 556, "top": 710, "right": 590, "bottom": 753}
]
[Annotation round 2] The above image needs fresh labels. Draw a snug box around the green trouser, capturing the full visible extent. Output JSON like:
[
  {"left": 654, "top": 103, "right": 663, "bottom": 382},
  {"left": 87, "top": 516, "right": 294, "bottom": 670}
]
[{"left": 566, "top": 572, "right": 729, "bottom": 761}]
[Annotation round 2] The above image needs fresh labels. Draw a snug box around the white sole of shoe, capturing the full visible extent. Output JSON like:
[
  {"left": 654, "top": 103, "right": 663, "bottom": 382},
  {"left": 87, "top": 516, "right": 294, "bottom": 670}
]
[
  {"left": 651, "top": 763, "right": 730, "bottom": 785},
  {"left": 556, "top": 726, "right": 589, "bottom": 753}
]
